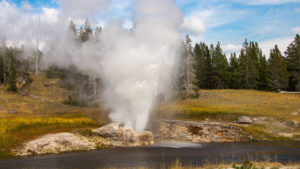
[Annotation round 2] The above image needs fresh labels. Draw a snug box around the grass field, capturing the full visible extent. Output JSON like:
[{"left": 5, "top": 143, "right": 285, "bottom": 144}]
[
  {"left": 154, "top": 90, "right": 300, "bottom": 123},
  {"left": 1, "top": 73, "right": 300, "bottom": 158},
  {"left": 153, "top": 90, "right": 300, "bottom": 141},
  {"left": 0, "top": 73, "right": 108, "bottom": 158}
]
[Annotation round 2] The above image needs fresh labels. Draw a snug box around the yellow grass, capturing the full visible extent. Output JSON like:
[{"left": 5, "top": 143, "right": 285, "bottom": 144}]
[
  {"left": 0, "top": 73, "right": 109, "bottom": 158},
  {"left": 0, "top": 72, "right": 109, "bottom": 118},
  {"left": 0, "top": 116, "right": 101, "bottom": 158},
  {"left": 154, "top": 90, "right": 300, "bottom": 123}
]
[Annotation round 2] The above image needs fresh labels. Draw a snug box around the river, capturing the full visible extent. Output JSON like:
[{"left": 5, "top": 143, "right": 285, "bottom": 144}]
[{"left": 1, "top": 141, "right": 300, "bottom": 169}]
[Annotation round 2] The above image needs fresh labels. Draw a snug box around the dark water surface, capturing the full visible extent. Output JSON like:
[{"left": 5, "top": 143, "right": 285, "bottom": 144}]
[{"left": 1, "top": 141, "right": 300, "bottom": 169}]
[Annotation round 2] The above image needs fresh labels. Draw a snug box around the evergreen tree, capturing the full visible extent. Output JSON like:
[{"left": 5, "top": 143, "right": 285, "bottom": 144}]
[
  {"left": 200, "top": 43, "right": 214, "bottom": 89},
  {"left": 0, "top": 46, "right": 4, "bottom": 83},
  {"left": 0, "top": 36, "right": 7, "bottom": 84},
  {"left": 69, "top": 20, "right": 77, "bottom": 36},
  {"left": 79, "top": 19, "right": 93, "bottom": 42},
  {"left": 248, "top": 42, "right": 260, "bottom": 66},
  {"left": 229, "top": 53, "right": 239, "bottom": 89},
  {"left": 7, "top": 49, "right": 17, "bottom": 92},
  {"left": 183, "top": 35, "right": 198, "bottom": 96},
  {"left": 79, "top": 26, "right": 84, "bottom": 42},
  {"left": 285, "top": 34, "right": 300, "bottom": 91},
  {"left": 268, "top": 45, "right": 289, "bottom": 91},
  {"left": 257, "top": 55, "right": 268, "bottom": 90},
  {"left": 238, "top": 39, "right": 259, "bottom": 89},
  {"left": 211, "top": 42, "right": 229, "bottom": 89},
  {"left": 193, "top": 43, "right": 203, "bottom": 89}
]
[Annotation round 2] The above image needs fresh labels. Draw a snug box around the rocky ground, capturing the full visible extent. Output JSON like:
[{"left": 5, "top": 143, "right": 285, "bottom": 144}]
[
  {"left": 15, "top": 115, "right": 300, "bottom": 156},
  {"left": 16, "top": 123, "right": 154, "bottom": 156},
  {"left": 153, "top": 120, "right": 251, "bottom": 142},
  {"left": 16, "top": 133, "right": 95, "bottom": 156}
]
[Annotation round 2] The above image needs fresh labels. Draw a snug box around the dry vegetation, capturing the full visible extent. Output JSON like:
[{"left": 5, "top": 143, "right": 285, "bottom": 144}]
[
  {"left": 154, "top": 90, "right": 300, "bottom": 123},
  {"left": 0, "top": 73, "right": 108, "bottom": 158},
  {"left": 154, "top": 90, "right": 300, "bottom": 141},
  {"left": 1, "top": 74, "right": 300, "bottom": 158},
  {"left": 0, "top": 73, "right": 108, "bottom": 117}
]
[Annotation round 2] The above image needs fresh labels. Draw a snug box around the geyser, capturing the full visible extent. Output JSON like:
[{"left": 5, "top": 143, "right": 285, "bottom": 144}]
[{"left": 47, "top": 0, "right": 184, "bottom": 131}]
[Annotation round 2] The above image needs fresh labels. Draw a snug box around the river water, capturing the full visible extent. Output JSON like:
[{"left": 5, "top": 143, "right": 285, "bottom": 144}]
[{"left": 1, "top": 141, "right": 300, "bottom": 169}]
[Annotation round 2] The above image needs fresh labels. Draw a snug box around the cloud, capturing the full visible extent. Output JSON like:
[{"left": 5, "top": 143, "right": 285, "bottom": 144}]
[
  {"left": 0, "top": 0, "right": 59, "bottom": 49},
  {"left": 41, "top": 7, "right": 59, "bottom": 24},
  {"left": 181, "top": 15, "right": 205, "bottom": 36},
  {"left": 221, "top": 37, "right": 294, "bottom": 58},
  {"left": 222, "top": 44, "right": 242, "bottom": 57},
  {"left": 21, "top": 1, "right": 32, "bottom": 10},
  {"left": 59, "top": 0, "right": 110, "bottom": 19},
  {"left": 232, "top": 0, "right": 300, "bottom": 5},
  {"left": 122, "top": 20, "right": 133, "bottom": 30},
  {"left": 292, "top": 27, "right": 300, "bottom": 34},
  {"left": 259, "top": 37, "right": 293, "bottom": 57}
]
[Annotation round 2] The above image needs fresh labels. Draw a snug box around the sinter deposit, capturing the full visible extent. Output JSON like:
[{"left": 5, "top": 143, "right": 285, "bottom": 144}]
[
  {"left": 17, "top": 133, "right": 95, "bottom": 156},
  {"left": 16, "top": 124, "right": 154, "bottom": 156},
  {"left": 93, "top": 123, "right": 154, "bottom": 146},
  {"left": 155, "top": 120, "right": 250, "bottom": 142}
]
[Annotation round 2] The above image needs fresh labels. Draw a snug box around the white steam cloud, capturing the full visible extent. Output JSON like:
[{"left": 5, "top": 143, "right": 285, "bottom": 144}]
[{"left": 46, "top": 0, "right": 183, "bottom": 131}]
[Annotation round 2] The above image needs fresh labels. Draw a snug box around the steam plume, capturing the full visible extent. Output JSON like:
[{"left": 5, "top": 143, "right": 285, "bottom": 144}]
[{"left": 47, "top": 0, "right": 183, "bottom": 131}]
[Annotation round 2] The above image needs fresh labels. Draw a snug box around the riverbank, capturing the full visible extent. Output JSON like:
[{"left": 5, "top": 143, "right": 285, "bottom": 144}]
[{"left": 11, "top": 118, "right": 300, "bottom": 157}]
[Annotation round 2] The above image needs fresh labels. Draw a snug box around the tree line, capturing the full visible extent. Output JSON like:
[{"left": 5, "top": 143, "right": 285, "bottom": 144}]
[{"left": 181, "top": 34, "right": 300, "bottom": 97}]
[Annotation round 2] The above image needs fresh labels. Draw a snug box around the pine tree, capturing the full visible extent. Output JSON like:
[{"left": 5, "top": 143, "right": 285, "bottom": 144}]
[
  {"left": 285, "top": 34, "right": 300, "bottom": 91},
  {"left": 194, "top": 42, "right": 211, "bottom": 89},
  {"left": 196, "top": 42, "right": 214, "bottom": 89},
  {"left": 238, "top": 39, "right": 259, "bottom": 89},
  {"left": 268, "top": 45, "right": 289, "bottom": 91},
  {"left": 193, "top": 43, "right": 203, "bottom": 89},
  {"left": 183, "top": 35, "right": 198, "bottom": 97},
  {"left": 7, "top": 49, "right": 17, "bottom": 92},
  {"left": 211, "top": 42, "right": 229, "bottom": 89},
  {"left": 0, "top": 45, "right": 4, "bottom": 83},
  {"left": 257, "top": 55, "right": 268, "bottom": 90},
  {"left": 69, "top": 20, "right": 77, "bottom": 36},
  {"left": 229, "top": 53, "right": 239, "bottom": 89},
  {"left": 1, "top": 36, "right": 7, "bottom": 84},
  {"left": 79, "top": 19, "right": 93, "bottom": 42}
]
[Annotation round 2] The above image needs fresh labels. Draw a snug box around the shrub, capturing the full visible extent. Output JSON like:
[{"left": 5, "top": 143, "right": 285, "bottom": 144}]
[
  {"left": 233, "top": 158, "right": 265, "bottom": 169},
  {"left": 63, "top": 95, "right": 88, "bottom": 107}
]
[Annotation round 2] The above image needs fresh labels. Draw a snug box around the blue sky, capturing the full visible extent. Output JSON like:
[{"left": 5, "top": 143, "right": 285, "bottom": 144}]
[{"left": 1, "top": 0, "right": 300, "bottom": 56}]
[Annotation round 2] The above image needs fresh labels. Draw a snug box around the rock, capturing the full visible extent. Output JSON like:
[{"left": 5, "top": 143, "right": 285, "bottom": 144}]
[
  {"left": 237, "top": 116, "right": 252, "bottom": 124},
  {"left": 7, "top": 109, "right": 17, "bottom": 114},
  {"left": 93, "top": 123, "right": 154, "bottom": 146},
  {"left": 17, "top": 133, "right": 95, "bottom": 156},
  {"left": 291, "top": 112, "right": 298, "bottom": 116}
]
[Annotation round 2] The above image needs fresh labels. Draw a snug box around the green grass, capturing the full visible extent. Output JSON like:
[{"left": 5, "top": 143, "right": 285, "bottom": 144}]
[
  {"left": 0, "top": 115, "right": 103, "bottom": 158},
  {"left": 240, "top": 125, "right": 293, "bottom": 141},
  {"left": 154, "top": 90, "right": 300, "bottom": 123},
  {"left": 2, "top": 73, "right": 300, "bottom": 158},
  {"left": 153, "top": 90, "right": 300, "bottom": 141},
  {"left": 0, "top": 73, "right": 109, "bottom": 158}
]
